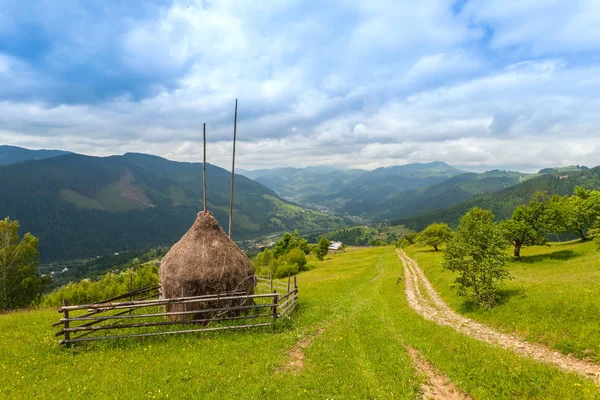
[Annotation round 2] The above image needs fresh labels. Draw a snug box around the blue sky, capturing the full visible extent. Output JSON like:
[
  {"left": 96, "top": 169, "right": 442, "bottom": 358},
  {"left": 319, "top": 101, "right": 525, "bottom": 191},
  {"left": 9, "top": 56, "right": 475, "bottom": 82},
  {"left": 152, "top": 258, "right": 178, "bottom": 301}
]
[{"left": 0, "top": 0, "right": 599, "bottom": 172}]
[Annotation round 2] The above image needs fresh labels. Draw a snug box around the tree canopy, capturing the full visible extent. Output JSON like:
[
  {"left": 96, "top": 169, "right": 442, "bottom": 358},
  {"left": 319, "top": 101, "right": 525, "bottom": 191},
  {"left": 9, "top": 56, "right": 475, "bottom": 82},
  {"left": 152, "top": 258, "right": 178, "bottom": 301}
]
[
  {"left": 253, "top": 231, "right": 311, "bottom": 278},
  {"left": 443, "top": 208, "right": 509, "bottom": 308},
  {"left": 0, "top": 217, "right": 43, "bottom": 311},
  {"left": 549, "top": 187, "right": 600, "bottom": 240},
  {"left": 500, "top": 195, "right": 551, "bottom": 258},
  {"left": 416, "top": 223, "right": 453, "bottom": 251},
  {"left": 315, "top": 238, "right": 331, "bottom": 261}
]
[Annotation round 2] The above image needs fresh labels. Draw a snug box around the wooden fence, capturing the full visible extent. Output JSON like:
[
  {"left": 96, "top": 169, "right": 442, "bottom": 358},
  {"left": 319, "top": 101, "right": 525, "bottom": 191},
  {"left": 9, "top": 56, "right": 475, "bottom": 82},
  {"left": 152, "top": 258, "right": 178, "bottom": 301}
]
[{"left": 54, "top": 275, "right": 298, "bottom": 345}]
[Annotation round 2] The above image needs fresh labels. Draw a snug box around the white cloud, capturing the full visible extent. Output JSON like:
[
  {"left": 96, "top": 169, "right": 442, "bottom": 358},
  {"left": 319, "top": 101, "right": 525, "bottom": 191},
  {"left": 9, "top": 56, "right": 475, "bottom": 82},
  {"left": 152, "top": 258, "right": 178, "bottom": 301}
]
[{"left": 1, "top": 0, "right": 600, "bottom": 172}]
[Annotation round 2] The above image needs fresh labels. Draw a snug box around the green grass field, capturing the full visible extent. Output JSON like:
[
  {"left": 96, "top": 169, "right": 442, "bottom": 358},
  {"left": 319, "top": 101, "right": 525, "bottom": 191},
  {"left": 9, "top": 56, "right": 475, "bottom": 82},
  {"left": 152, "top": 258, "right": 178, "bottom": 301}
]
[
  {"left": 385, "top": 224, "right": 414, "bottom": 236},
  {"left": 1, "top": 247, "right": 599, "bottom": 399},
  {"left": 406, "top": 240, "right": 600, "bottom": 363}
]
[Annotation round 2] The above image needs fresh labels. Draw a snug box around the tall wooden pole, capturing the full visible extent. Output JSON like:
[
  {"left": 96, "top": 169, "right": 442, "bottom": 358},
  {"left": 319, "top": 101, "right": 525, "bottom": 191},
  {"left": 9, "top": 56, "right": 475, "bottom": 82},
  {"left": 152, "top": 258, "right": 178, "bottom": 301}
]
[
  {"left": 203, "top": 123, "right": 207, "bottom": 212},
  {"left": 228, "top": 99, "right": 238, "bottom": 238}
]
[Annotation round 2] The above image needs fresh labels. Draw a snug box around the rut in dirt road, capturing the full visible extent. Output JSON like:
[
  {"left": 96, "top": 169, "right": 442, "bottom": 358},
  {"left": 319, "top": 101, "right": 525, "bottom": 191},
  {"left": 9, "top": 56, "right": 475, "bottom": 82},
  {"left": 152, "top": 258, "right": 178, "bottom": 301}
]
[
  {"left": 397, "top": 249, "right": 600, "bottom": 384},
  {"left": 407, "top": 346, "right": 472, "bottom": 400}
]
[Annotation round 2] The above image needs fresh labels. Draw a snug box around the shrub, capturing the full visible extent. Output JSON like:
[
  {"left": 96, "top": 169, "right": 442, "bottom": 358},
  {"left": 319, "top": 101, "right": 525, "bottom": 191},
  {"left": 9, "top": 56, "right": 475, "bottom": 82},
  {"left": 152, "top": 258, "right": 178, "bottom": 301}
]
[
  {"left": 42, "top": 264, "right": 159, "bottom": 307},
  {"left": 275, "top": 262, "right": 299, "bottom": 278},
  {"left": 283, "top": 248, "right": 307, "bottom": 271},
  {"left": 369, "top": 239, "right": 388, "bottom": 247}
]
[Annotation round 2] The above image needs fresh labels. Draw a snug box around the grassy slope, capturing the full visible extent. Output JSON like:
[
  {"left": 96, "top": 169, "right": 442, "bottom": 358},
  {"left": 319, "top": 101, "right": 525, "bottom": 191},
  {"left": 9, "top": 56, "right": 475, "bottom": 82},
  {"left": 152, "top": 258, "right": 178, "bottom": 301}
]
[
  {"left": 386, "top": 224, "right": 413, "bottom": 235},
  {"left": 1, "top": 248, "right": 598, "bottom": 399},
  {"left": 406, "top": 240, "right": 600, "bottom": 363}
]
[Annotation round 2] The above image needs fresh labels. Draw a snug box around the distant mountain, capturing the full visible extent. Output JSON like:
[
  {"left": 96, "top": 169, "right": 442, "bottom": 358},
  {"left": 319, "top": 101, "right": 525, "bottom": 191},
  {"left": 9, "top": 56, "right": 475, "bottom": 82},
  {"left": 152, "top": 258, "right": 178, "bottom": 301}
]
[
  {"left": 238, "top": 166, "right": 364, "bottom": 201},
  {"left": 0, "top": 145, "right": 72, "bottom": 165},
  {"left": 365, "top": 161, "right": 464, "bottom": 179},
  {"left": 346, "top": 170, "right": 530, "bottom": 220},
  {"left": 0, "top": 153, "right": 348, "bottom": 262},
  {"left": 538, "top": 165, "right": 589, "bottom": 174},
  {"left": 398, "top": 166, "right": 600, "bottom": 231},
  {"left": 303, "top": 162, "right": 466, "bottom": 215},
  {"left": 239, "top": 162, "right": 466, "bottom": 214}
]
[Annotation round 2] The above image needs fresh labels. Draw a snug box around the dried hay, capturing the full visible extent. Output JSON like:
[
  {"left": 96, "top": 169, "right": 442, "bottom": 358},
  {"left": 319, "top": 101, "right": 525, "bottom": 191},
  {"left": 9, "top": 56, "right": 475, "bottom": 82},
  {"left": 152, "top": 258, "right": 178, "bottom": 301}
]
[{"left": 159, "top": 211, "right": 255, "bottom": 320}]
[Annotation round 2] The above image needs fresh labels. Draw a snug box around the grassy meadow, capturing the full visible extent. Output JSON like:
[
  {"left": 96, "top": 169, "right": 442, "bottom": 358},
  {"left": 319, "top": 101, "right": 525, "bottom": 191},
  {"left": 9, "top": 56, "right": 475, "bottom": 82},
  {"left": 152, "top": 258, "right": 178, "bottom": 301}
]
[
  {"left": 406, "top": 240, "right": 600, "bottom": 363},
  {"left": 1, "top": 246, "right": 599, "bottom": 399}
]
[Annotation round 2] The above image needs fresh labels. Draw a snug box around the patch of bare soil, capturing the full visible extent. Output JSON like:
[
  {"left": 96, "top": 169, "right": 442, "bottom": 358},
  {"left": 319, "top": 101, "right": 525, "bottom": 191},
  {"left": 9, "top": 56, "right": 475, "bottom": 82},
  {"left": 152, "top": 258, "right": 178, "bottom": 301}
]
[
  {"left": 397, "top": 249, "right": 600, "bottom": 384},
  {"left": 407, "top": 346, "right": 472, "bottom": 400},
  {"left": 117, "top": 169, "right": 154, "bottom": 208},
  {"left": 280, "top": 327, "right": 326, "bottom": 373}
]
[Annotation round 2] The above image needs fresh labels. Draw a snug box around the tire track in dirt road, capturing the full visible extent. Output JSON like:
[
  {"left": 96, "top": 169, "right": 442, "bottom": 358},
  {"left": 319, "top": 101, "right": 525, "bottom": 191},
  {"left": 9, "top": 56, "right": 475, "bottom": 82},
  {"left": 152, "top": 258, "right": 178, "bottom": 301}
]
[
  {"left": 397, "top": 249, "right": 600, "bottom": 384},
  {"left": 407, "top": 346, "right": 472, "bottom": 400}
]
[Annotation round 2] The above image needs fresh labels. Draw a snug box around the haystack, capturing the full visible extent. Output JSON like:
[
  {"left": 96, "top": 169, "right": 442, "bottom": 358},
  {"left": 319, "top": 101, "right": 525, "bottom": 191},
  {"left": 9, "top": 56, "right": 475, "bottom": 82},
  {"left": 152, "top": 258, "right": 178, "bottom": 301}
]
[{"left": 159, "top": 211, "right": 255, "bottom": 320}]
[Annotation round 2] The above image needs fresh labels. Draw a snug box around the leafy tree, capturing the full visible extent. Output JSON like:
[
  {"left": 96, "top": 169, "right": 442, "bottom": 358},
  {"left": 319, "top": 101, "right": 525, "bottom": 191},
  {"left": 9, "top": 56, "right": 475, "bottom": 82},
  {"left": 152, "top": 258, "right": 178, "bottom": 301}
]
[
  {"left": 369, "top": 238, "right": 388, "bottom": 247},
  {"left": 590, "top": 217, "right": 600, "bottom": 251},
  {"left": 550, "top": 187, "right": 600, "bottom": 240},
  {"left": 397, "top": 238, "right": 411, "bottom": 248},
  {"left": 500, "top": 199, "right": 551, "bottom": 258},
  {"left": 0, "top": 217, "right": 43, "bottom": 311},
  {"left": 416, "top": 223, "right": 453, "bottom": 251},
  {"left": 282, "top": 248, "right": 307, "bottom": 271},
  {"left": 404, "top": 232, "right": 418, "bottom": 244},
  {"left": 253, "top": 232, "right": 310, "bottom": 277},
  {"left": 273, "top": 232, "right": 298, "bottom": 258},
  {"left": 254, "top": 249, "right": 273, "bottom": 268},
  {"left": 315, "top": 238, "right": 331, "bottom": 261},
  {"left": 443, "top": 208, "right": 510, "bottom": 308},
  {"left": 297, "top": 238, "right": 310, "bottom": 255}
]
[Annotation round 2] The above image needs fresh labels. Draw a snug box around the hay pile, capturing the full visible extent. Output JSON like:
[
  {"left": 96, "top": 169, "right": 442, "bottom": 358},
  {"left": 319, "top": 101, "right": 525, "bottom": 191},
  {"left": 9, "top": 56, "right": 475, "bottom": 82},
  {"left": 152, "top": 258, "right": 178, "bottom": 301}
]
[{"left": 159, "top": 211, "right": 255, "bottom": 319}]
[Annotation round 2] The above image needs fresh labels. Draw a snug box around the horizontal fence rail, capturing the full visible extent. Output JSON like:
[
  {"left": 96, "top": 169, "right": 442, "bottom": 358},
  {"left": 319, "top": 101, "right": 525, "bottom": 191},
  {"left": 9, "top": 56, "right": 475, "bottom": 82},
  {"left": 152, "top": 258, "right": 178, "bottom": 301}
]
[{"left": 54, "top": 275, "right": 298, "bottom": 345}]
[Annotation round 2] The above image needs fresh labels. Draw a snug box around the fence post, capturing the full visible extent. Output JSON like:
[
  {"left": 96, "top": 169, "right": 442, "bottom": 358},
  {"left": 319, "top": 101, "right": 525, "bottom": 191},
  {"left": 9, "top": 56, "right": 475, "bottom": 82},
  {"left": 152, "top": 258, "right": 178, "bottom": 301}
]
[
  {"left": 181, "top": 287, "right": 185, "bottom": 322},
  {"left": 129, "top": 270, "right": 134, "bottom": 315},
  {"left": 272, "top": 291, "right": 279, "bottom": 322},
  {"left": 294, "top": 276, "right": 298, "bottom": 311},
  {"left": 62, "top": 299, "right": 71, "bottom": 346}
]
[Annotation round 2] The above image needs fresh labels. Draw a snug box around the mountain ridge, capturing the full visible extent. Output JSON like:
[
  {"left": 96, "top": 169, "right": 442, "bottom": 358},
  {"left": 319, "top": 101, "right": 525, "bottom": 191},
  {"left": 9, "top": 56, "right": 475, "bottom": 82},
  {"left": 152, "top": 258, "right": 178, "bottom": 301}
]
[
  {"left": 0, "top": 145, "right": 73, "bottom": 165},
  {"left": 397, "top": 166, "right": 600, "bottom": 230},
  {"left": 0, "top": 153, "right": 348, "bottom": 261}
]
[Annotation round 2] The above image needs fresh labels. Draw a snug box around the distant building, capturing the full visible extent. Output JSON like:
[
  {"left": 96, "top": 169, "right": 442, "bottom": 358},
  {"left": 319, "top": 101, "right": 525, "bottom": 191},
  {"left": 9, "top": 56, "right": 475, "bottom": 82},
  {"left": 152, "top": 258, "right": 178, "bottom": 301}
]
[{"left": 329, "top": 241, "right": 343, "bottom": 251}]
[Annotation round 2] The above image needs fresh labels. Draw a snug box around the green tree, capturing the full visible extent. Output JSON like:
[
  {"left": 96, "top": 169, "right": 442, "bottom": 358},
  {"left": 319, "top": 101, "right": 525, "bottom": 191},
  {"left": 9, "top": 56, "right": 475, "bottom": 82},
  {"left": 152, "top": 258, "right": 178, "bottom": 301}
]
[
  {"left": 500, "top": 199, "right": 550, "bottom": 258},
  {"left": 282, "top": 248, "right": 307, "bottom": 271},
  {"left": 416, "top": 223, "right": 453, "bottom": 251},
  {"left": 404, "top": 232, "right": 418, "bottom": 244},
  {"left": 0, "top": 217, "right": 43, "bottom": 311},
  {"left": 273, "top": 232, "right": 298, "bottom": 258},
  {"left": 551, "top": 187, "right": 600, "bottom": 240},
  {"left": 297, "top": 238, "right": 310, "bottom": 255},
  {"left": 443, "top": 208, "right": 510, "bottom": 308},
  {"left": 315, "top": 238, "right": 331, "bottom": 261},
  {"left": 590, "top": 217, "right": 600, "bottom": 251}
]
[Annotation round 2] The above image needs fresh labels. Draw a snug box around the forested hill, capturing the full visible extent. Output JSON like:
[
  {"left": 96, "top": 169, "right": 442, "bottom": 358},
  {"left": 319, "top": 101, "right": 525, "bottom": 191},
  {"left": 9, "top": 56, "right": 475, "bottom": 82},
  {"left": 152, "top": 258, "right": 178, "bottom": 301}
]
[
  {"left": 241, "top": 161, "right": 466, "bottom": 211},
  {"left": 341, "top": 170, "right": 528, "bottom": 219},
  {"left": 0, "top": 153, "right": 348, "bottom": 262},
  {"left": 398, "top": 166, "right": 600, "bottom": 231},
  {"left": 0, "top": 145, "right": 72, "bottom": 165}
]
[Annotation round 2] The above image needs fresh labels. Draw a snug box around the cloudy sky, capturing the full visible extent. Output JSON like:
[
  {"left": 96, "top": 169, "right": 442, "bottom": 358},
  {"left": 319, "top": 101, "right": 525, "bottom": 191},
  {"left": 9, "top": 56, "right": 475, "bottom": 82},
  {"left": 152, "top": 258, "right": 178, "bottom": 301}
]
[{"left": 1, "top": 0, "right": 599, "bottom": 172}]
